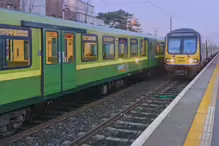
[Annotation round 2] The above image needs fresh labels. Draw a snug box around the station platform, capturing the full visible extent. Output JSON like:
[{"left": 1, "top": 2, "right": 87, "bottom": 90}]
[{"left": 131, "top": 54, "right": 219, "bottom": 146}]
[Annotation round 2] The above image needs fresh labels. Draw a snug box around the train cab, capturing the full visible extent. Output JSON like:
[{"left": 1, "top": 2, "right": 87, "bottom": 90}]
[{"left": 164, "top": 28, "right": 203, "bottom": 77}]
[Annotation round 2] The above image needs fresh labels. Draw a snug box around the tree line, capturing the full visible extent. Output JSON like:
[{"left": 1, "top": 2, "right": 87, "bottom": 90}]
[
  {"left": 1, "top": 1, "right": 142, "bottom": 33},
  {"left": 96, "top": 9, "right": 142, "bottom": 32}
]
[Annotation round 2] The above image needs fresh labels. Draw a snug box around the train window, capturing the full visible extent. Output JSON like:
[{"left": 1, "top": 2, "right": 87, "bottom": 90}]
[
  {"left": 183, "top": 38, "right": 196, "bottom": 54},
  {"left": 64, "top": 33, "right": 74, "bottom": 63},
  {"left": 156, "top": 44, "right": 160, "bottom": 54},
  {"left": 150, "top": 42, "right": 156, "bottom": 56},
  {"left": 161, "top": 45, "right": 164, "bottom": 53},
  {"left": 140, "top": 40, "right": 146, "bottom": 56},
  {"left": 159, "top": 43, "right": 165, "bottom": 54},
  {"left": 103, "top": 36, "right": 115, "bottom": 60},
  {"left": 0, "top": 27, "right": 31, "bottom": 69},
  {"left": 168, "top": 38, "right": 181, "bottom": 54},
  {"left": 130, "top": 38, "right": 138, "bottom": 57},
  {"left": 118, "top": 38, "right": 128, "bottom": 58},
  {"left": 46, "top": 31, "right": 58, "bottom": 64},
  {"left": 202, "top": 43, "right": 206, "bottom": 58},
  {"left": 82, "top": 34, "right": 98, "bottom": 61}
]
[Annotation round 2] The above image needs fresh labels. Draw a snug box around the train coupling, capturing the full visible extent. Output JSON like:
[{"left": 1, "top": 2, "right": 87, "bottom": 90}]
[{"left": 175, "top": 70, "right": 187, "bottom": 75}]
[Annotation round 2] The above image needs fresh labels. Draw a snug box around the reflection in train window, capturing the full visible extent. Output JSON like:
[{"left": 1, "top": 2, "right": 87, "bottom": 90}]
[
  {"left": 0, "top": 39, "right": 30, "bottom": 68},
  {"left": 46, "top": 31, "right": 58, "bottom": 64},
  {"left": 82, "top": 34, "right": 98, "bottom": 61},
  {"left": 118, "top": 38, "right": 128, "bottom": 58},
  {"left": 64, "top": 33, "right": 74, "bottom": 63},
  {"left": 130, "top": 39, "right": 138, "bottom": 57},
  {"left": 103, "top": 36, "right": 115, "bottom": 60}
]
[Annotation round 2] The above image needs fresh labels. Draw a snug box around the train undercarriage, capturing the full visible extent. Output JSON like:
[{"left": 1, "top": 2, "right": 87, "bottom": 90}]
[
  {"left": 0, "top": 68, "right": 163, "bottom": 137},
  {"left": 165, "top": 64, "right": 203, "bottom": 79}
]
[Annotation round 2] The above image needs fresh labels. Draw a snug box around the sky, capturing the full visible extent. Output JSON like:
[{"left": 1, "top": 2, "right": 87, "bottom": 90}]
[{"left": 89, "top": 0, "right": 219, "bottom": 44}]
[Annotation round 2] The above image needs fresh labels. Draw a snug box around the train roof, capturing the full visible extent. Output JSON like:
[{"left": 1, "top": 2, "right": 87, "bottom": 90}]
[
  {"left": 0, "top": 8, "right": 164, "bottom": 41},
  {"left": 166, "top": 28, "right": 201, "bottom": 37}
]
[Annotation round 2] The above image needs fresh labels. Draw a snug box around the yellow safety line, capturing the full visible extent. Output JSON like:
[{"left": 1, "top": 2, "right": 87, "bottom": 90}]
[{"left": 184, "top": 58, "right": 219, "bottom": 146}]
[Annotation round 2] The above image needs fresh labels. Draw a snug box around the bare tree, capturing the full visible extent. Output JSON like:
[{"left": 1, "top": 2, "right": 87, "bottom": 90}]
[
  {"left": 20, "top": 0, "right": 36, "bottom": 13},
  {"left": 84, "top": 0, "right": 92, "bottom": 23},
  {"left": 19, "top": 0, "right": 45, "bottom": 15},
  {"left": 0, "top": 0, "right": 19, "bottom": 10}
]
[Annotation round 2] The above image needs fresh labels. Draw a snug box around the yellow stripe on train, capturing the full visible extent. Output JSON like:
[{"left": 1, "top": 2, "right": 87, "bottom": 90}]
[
  {"left": 76, "top": 57, "right": 148, "bottom": 70},
  {"left": 0, "top": 57, "right": 150, "bottom": 81},
  {"left": 0, "top": 70, "right": 41, "bottom": 81},
  {"left": 155, "top": 55, "right": 164, "bottom": 58}
]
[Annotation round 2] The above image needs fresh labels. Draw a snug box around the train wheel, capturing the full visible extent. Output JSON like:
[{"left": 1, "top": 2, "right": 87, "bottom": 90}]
[
  {"left": 147, "top": 71, "right": 151, "bottom": 77},
  {"left": 0, "top": 109, "right": 28, "bottom": 136},
  {"left": 168, "top": 72, "right": 173, "bottom": 77},
  {"left": 100, "top": 84, "right": 108, "bottom": 95}
]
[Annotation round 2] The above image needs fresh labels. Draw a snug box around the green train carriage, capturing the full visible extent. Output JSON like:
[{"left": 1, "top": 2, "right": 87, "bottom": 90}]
[{"left": 0, "top": 8, "right": 164, "bottom": 135}]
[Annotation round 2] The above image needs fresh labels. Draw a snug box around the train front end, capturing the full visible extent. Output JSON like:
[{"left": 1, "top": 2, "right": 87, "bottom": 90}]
[{"left": 164, "top": 28, "right": 202, "bottom": 78}]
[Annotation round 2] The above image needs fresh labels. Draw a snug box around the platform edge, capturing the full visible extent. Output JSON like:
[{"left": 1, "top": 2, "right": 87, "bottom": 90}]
[{"left": 131, "top": 54, "right": 219, "bottom": 146}]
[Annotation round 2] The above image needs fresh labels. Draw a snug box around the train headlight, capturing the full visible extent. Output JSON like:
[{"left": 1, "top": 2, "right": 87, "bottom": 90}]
[
  {"left": 188, "top": 59, "right": 193, "bottom": 63},
  {"left": 166, "top": 58, "right": 175, "bottom": 63},
  {"left": 170, "top": 58, "right": 175, "bottom": 63},
  {"left": 188, "top": 58, "right": 198, "bottom": 63},
  {"left": 193, "top": 59, "right": 198, "bottom": 63}
]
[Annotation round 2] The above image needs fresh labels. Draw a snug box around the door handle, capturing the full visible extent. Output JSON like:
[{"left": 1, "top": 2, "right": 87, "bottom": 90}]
[
  {"left": 58, "top": 52, "right": 61, "bottom": 63},
  {"left": 62, "top": 52, "right": 65, "bottom": 62}
]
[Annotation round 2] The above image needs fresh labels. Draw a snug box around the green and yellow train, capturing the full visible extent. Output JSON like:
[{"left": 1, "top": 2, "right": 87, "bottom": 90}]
[{"left": 0, "top": 8, "right": 164, "bottom": 135}]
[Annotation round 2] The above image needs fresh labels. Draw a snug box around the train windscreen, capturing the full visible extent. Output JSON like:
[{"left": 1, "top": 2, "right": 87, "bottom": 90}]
[
  {"left": 168, "top": 38, "right": 181, "bottom": 54},
  {"left": 168, "top": 37, "right": 197, "bottom": 54},
  {"left": 183, "top": 38, "right": 196, "bottom": 54}
]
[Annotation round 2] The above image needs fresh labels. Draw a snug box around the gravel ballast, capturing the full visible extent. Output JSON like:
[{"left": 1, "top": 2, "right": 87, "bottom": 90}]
[{"left": 11, "top": 76, "right": 168, "bottom": 146}]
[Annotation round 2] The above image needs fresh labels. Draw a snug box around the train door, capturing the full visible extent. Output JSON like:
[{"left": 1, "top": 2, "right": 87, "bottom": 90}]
[
  {"left": 148, "top": 40, "right": 156, "bottom": 67},
  {"left": 61, "top": 31, "right": 76, "bottom": 91},
  {"left": 42, "top": 29, "right": 77, "bottom": 96},
  {"left": 42, "top": 29, "right": 62, "bottom": 96},
  {"left": 0, "top": 40, "right": 5, "bottom": 67},
  {"left": 144, "top": 38, "right": 149, "bottom": 67}
]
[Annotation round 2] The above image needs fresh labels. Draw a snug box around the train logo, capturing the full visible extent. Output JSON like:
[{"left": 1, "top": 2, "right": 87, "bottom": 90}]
[{"left": 117, "top": 63, "right": 129, "bottom": 73}]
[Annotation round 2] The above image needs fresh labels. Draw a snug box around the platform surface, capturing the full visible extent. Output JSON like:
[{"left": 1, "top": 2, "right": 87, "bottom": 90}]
[{"left": 131, "top": 54, "right": 219, "bottom": 146}]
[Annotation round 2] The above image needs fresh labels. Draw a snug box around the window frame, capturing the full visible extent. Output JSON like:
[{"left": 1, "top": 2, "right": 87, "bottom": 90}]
[
  {"left": 167, "top": 37, "right": 181, "bottom": 54},
  {"left": 155, "top": 42, "right": 161, "bottom": 55},
  {"left": 140, "top": 39, "right": 146, "bottom": 56},
  {"left": 0, "top": 24, "right": 32, "bottom": 70},
  {"left": 160, "top": 42, "right": 165, "bottom": 54},
  {"left": 45, "top": 31, "right": 59, "bottom": 65},
  {"left": 130, "top": 38, "right": 138, "bottom": 57},
  {"left": 81, "top": 33, "right": 98, "bottom": 62},
  {"left": 102, "top": 35, "right": 115, "bottom": 60},
  {"left": 167, "top": 36, "right": 198, "bottom": 55},
  {"left": 182, "top": 37, "right": 197, "bottom": 55},
  {"left": 150, "top": 41, "right": 156, "bottom": 56},
  {"left": 118, "top": 38, "right": 128, "bottom": 58},
  {"left": 63, "top": 32, "right": 75, "bottom": 64}
]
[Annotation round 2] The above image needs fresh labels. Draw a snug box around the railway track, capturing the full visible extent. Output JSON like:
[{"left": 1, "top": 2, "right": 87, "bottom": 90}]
[
  {"left": 1, "top": 75, "right": 169, "bottom": 145},
  {"left": 69, "top": 80, "right": 189, "bottom": 146}
]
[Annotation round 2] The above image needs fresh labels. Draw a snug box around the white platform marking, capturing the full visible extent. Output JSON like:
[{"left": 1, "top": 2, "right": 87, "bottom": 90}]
[
  {"left": 105, "top": 137, "right": 135, "bottom": 143},
  {"left": 107, "top": 127, "right": 142, "bottom": 134},
  {"left": 117, "top": 120, "right": 147, "bottom": 127},
  {"left": 131, "top": 54, "right": 219, "bottom": 146},
  {"left": 201, "top": 74, "right": 219, "bottom": 146}
]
